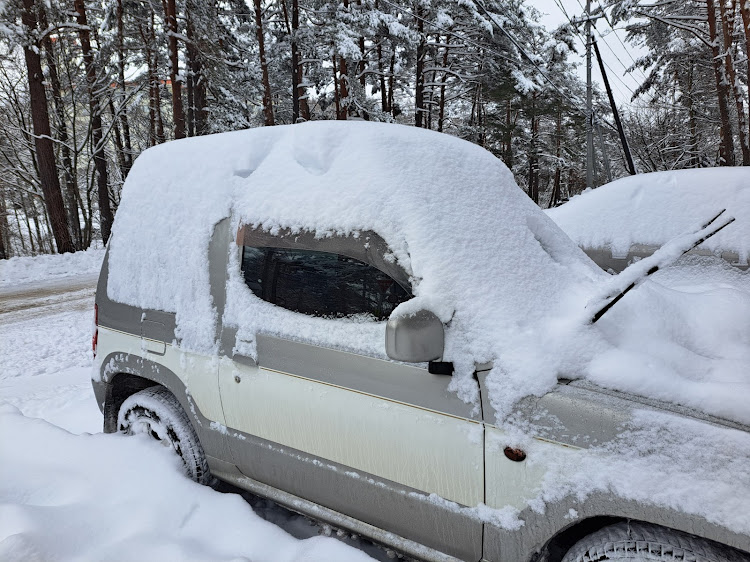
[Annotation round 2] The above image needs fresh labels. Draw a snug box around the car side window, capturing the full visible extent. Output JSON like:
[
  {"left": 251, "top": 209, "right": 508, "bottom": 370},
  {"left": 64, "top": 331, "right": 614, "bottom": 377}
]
[{"left": 241, "top": 246, "right": 411, "bottom": 320}]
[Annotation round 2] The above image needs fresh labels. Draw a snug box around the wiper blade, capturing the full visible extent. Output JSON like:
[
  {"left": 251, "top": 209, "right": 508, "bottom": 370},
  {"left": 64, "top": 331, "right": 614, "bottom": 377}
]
[{"left": 589, "top": 208, "right": 735, "bottom": 324}]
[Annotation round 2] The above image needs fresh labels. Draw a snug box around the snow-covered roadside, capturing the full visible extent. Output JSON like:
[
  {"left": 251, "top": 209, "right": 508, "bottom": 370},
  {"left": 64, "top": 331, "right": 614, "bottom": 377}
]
[
  {"left": 0, "top": 406, "right": 371, "bottom": 562},
  {"left": 0, "top": 300, "right": 99, "bottom": 435},
  {"left": 0, "top": 247, "right": 105, "bottom": 293},
  {"left": 0, "top": 267, "right": 374, "bottom": 561}
]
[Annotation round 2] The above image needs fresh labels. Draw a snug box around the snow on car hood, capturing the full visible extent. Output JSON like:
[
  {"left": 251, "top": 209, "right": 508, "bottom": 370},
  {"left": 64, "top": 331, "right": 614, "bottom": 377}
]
[
  {"left": 108, "top": 121, "right": 749, "bottom": 425},
  {"left": 546, "top": 168, "right": 750, "bottom": 264}
]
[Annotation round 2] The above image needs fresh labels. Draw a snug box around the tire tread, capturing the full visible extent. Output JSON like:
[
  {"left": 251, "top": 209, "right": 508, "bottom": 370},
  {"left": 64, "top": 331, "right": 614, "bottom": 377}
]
[
  {"left": 562, "top": 522, "right": 750, "bottom": 562},
  {"left": 118, "top": 386, "right": 212, "bottom": 485}
]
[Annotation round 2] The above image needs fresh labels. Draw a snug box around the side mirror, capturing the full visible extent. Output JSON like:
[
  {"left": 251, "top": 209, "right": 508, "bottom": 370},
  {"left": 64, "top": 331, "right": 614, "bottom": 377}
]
[{"left": 385, "top": 310, "right": 444, "bottom": 363}]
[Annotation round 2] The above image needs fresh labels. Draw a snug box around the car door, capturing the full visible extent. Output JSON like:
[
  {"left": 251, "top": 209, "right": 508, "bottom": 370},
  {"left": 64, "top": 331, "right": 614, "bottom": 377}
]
[{"left": 217, "top": 227, "right": 484, "bottom": 561}]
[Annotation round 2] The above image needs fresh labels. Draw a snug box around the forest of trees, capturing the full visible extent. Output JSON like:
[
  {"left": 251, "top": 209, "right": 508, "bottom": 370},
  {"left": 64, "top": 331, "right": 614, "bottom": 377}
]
[{"left": 0, "top": 0, "right": 748, "bottom": 257}]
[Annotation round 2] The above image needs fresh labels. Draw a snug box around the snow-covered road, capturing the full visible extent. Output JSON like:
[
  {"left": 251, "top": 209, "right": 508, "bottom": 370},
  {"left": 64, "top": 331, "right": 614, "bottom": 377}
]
[
  {"left": 0, "top": 278, "right": 99, "bottom": 434},
  {"left": 0, "top": 274, "right": 385, "bottom": 561}
]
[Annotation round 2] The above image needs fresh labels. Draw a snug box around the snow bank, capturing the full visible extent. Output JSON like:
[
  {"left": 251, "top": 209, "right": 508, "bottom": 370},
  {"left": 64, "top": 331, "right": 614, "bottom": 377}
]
[
  {"left": 0, "top": 293, "right": 99, "bottom": 435},
  {"left": 546, "top": 168, "right": 750, "bottom": 263},
  {"left": 0, "top": 406, "right": 372, "bottom": 562},
  {"left": 0, "top": 247, "right": 105, "bottom": 289},
  {"left": 109, "top": 121, "right": 603, "bottom": 407}
]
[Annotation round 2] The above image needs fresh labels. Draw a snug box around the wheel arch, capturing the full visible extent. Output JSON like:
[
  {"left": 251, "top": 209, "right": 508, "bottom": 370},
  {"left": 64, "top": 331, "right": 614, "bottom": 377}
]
[
  {"left": 95, "top": 352, "right": 232, "bottom": 462},
  {"left": 533, "top": 515, "right": 623, "bottom": 562},
  {"left": 484, "top": 494, "right": 750, "bottom": 562},
  {"left": 103, "top": 372, "right": 160, "bottom": 433}
]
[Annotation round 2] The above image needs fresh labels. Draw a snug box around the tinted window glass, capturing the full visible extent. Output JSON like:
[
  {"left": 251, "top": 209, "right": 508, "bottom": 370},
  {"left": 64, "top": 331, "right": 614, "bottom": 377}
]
[{"left": 241, "top": 246, "right": 411, "bottom": 320}]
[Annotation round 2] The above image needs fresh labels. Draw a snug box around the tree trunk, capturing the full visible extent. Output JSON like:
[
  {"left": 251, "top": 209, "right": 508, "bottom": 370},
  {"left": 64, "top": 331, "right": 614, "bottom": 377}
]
[
  {"left": 549, "top": 103, "right": 562, "bottom": 209},
  {"left": 41, "top": 201, "right": 55, "bottom": 253},
  {"left": 528, "top": 95, "right": 539, "bottom": 204},
  {"left": 185, "top": 11, "right": 207, "bottom": 135},
  {"left": 254, "top": 0, "right": 275, "bottom": 125},
  {"left": 738, "top": 0, "right": 750, "bottom": 145},
  {"left": 337, "top": 57, "right": 349, "bottom": 120},
  {"left": 357, "top": 0, "right": 366, "bottom": 89},
  {"left": 287, "top": 0, "right": 309, "bottom": 122},
  {"left": 109, "top": 98, "right": 129, "bottom": 182},
  {"left": 19, "top": 192, "right": 37, "bottom": 254},
  {"left": 186, "top": 52, "right": 195, "bottom": 136},
  {"left": 14, "top": 203, "right": 29, "bottom": 254},
  {"left": 334, "top": 0, "right": 350, "bottom": 120},
  {"left": 503, "top": 100, "right": 515, "bottom": 168},
  {"left": 719, "top": 0, "right": 750, "bottom": 164},
  {"left": 686, "top": 68, "right": 701, "bottom": 167},
  {"left": 415, "top": 7, "right": 425, "bottom": 127},
  {"left": 143, "top": 23, "right": 157, "bottom": 146},
  {"left": 116, "top": 0, "right": 133, "bottom": 173},
  {"left": 21, "top": 0, "right": 74, "bottom": 253},
  {"left": 388, "top": 52, "right": 395, "bottom": 117},
  {"left": 39, "top": 4, "right": 82, "bottom": 249},
  {"left": 707, "top": 0, "right": 736, "bottom": 165},
  {"left": 297, "top": 49, "right": 310, "bottom": 121},
  {"left": 165, "top": 0, "right": 185, "bottom": 138},
  {"left": 426, "top": 51, "right": 436, "bottom": 130},
  {"left": 74, "top": 0, "right": 113, "bottom": 245},
  {"left": 0, "top": 187, "right": 8, "bottom": 258},
  {"left": 148, "top": 54, "right": 157, "bottom": 145},
  {"left": 437, "top": 35, "right": 450, "bottom": 133},
  {"left": 377, "top": 40, "right": 388, "bottom": 113},
  {"left": 142, "top": 10, "right": 166, "bottom": 144}
]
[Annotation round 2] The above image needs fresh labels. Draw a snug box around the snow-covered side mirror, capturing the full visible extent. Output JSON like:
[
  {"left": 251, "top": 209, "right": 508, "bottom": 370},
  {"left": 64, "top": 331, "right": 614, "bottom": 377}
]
[{"left": 385, "top": 310, "right": 444, "bottom": 363}]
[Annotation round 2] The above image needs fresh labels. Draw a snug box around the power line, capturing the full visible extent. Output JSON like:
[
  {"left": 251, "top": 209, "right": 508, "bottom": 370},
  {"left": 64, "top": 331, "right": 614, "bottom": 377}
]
[
  {"left": 572, "top": 0, "right": 643, "bottom": 88},
  {"left": 472, "top": 0, "right": 589, "bottom": 110},
  {"left": 377, "top": 0, "right": 589, "bottom": 117},
  {"left": 552, "top": 0, "right": 637, "bottom": 101},
  {"left": 592, "top": 27, "right": 642, "bottom": 96},
  {"left": 600, "top": 9, "right": 649, "bottom": 82}
]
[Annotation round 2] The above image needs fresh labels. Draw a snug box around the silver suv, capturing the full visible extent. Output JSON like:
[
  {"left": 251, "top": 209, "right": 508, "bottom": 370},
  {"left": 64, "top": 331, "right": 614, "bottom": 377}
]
[{"left": 91, "top": 122, "right": 750, "bottom": 562}]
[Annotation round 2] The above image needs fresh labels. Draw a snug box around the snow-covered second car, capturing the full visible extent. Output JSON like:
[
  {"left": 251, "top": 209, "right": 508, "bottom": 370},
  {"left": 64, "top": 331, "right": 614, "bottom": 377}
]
[{"left": 91, "top": 122, "right": 750, "bottom": 562}]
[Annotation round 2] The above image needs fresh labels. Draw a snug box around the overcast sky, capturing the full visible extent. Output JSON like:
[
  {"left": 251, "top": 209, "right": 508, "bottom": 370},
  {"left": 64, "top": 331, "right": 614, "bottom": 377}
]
[{"left": 532, "top": 0, "right": 646, "bottom": 109}]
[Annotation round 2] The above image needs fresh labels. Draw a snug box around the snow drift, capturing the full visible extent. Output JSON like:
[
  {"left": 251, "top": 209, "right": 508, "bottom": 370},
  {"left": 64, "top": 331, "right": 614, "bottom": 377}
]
[{"left": 0, "top": 405, "right": 371, "bottom": 562}]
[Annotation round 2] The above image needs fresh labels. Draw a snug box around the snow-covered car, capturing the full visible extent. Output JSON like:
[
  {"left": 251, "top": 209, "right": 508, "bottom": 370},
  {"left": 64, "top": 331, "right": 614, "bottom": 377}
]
[
  {"left": 546, "top": 169, "right": 750, "bottom": 272},
  {"left": 92, "top": 122, "right": 750, "bottom": 562}
]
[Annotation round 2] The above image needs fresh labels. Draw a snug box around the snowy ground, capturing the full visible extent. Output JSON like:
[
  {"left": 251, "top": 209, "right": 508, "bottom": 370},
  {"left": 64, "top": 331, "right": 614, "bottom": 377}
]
[
  {"left": 0, "top": 254, "right": 388, "bottom": 562},
  {"left": 2, "top": 241, "right": 749, "bottom": 559}
]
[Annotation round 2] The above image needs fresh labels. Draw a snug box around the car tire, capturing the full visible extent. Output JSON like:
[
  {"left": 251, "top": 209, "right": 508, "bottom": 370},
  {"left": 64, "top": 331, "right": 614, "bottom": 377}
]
[
  {"left": 117, "top": 385, "right": 212, "bottom": 485},
  {"left": 561, "top": 521, "right": 749, "bottom": 562}
]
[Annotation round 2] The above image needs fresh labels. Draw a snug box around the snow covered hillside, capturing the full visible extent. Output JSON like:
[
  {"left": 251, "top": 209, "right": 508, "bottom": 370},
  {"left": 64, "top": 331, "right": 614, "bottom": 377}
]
[{"left": 0, "top": 254, "right": 374, "bottom": 562}]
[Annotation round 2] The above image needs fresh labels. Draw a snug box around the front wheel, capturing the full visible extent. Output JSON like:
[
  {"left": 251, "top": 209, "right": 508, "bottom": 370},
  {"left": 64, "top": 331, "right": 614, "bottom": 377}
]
[
  {"left": 562, "top": 521, "right": 749, "bottom": 562},
  {"left": 117, "top": 386, "right": 212, "bottom": 485}
]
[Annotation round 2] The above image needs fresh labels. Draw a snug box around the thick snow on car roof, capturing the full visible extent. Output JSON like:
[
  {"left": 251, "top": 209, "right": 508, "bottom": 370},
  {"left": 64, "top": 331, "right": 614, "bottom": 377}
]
[
  {"left": 108, "top": 121, "right": 601, "bottom": 400},
  {"left": 108, "top": 121, "right": 749, "bottom": 426},
  {"left": 546, "top": 168, "right": 750, "bottom": 264}
]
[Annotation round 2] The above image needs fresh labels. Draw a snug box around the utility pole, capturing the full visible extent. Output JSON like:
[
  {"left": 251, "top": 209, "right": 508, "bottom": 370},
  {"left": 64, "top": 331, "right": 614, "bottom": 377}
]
[
  {"left": 585, "top": 0, "right": 594, "bottom": 189},
  {"left": 573, "top": 3, "right": 637, "bottom": 185},
  {"left": 592, "top": 36, "right": 636, "bottom": 175},
  {"left": 595, "top": 117, "right": 613, "bottom": 182}
]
